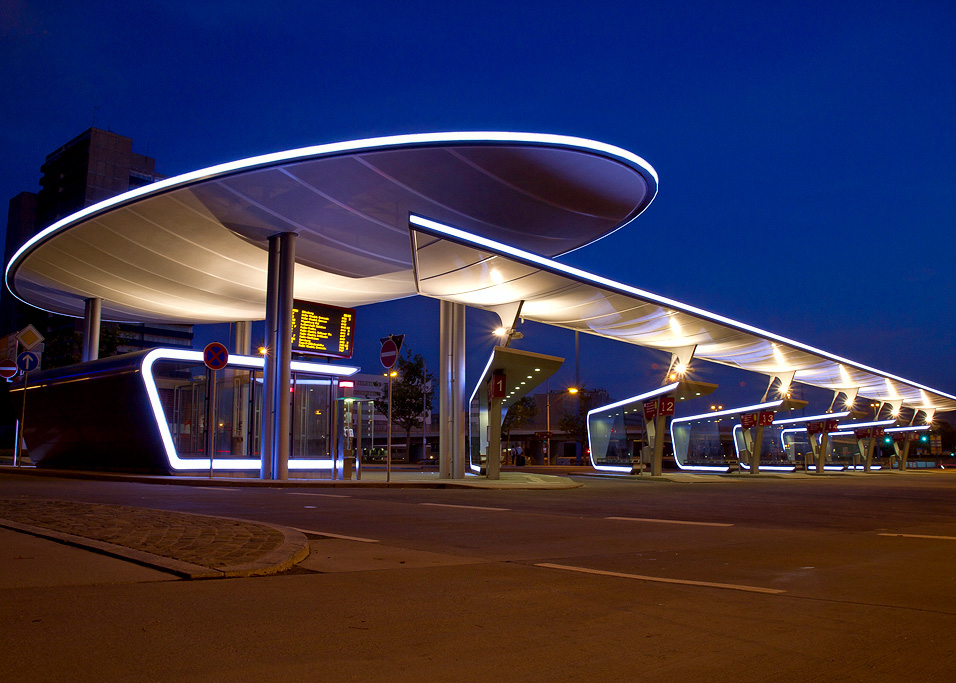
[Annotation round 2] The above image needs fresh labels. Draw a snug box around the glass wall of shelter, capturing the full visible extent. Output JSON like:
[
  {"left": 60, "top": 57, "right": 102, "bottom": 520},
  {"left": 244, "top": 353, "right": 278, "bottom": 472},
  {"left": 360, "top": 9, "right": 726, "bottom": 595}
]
[
  {"left": 154, "top": 356, "right": 343, "bottom": 469},
  {"left": 588, "top": 399, "right": 647, "bottom": 471}
]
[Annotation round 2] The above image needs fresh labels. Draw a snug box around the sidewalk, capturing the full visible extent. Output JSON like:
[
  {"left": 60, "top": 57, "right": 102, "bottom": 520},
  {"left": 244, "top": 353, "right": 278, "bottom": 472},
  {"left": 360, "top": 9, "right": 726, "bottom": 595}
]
[
  {"left": 0, "top": 465, "right": 584, "bottom": 490},
  {"left": 0, "top": 498, "right": 308, "bottom": 579}
]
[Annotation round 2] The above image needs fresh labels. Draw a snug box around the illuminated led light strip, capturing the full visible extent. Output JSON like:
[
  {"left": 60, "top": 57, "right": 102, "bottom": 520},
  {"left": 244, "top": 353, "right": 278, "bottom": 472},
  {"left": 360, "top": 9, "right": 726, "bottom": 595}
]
[
  {"left": 586, "top": 383, "right": 680, "bottom": 473},
  {"left": 466, "top": 351, "right": 499, "bottom": 473},
  {"left": 773, "top": 411, "right": 850, "bottom": 426},
  {"left": 141, "top": 348, "right": 358, "bottom": 471},
  {"left": 410, "top": 215, "right": 956, "bottom": 407},
  {"left": 885, "top": 426, "right": 930, "bottom": 432},
  {"left": 673, "top": 400, "right": 783, "bottom": 424},
  {"left": 6, "top": 132, "right": 658, "bottom": 311}
]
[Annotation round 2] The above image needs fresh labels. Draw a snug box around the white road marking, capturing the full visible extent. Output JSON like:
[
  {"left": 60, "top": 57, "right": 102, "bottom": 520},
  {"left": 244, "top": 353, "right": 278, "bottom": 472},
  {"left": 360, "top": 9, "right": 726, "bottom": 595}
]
[
  {"left": 536, "top": 563, "right": 785, "bottom": 595},
  {"left": 606, "top": 516, "right": 733, "bottom": 527},
  {"left": 419, "top": 503, "right": 510, "bottom": 512},
  {"left": 194, "top": 487, "right": 241, "bottom": 491},
  {"left": 879, "top": 533, "right": 956, "bottom": 541},
  {"left": 292, "top": 528, "right": 380, "bottom": 543},
  {"left": 287, "top": 492, "right": 351, "bottom": 498}
]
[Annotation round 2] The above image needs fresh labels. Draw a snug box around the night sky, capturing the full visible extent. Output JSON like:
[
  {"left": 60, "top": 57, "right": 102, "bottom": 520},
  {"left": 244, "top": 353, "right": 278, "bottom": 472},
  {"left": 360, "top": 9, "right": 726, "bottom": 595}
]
[{"left": 2, "top": 1, "right": 954, "bottom": 414}]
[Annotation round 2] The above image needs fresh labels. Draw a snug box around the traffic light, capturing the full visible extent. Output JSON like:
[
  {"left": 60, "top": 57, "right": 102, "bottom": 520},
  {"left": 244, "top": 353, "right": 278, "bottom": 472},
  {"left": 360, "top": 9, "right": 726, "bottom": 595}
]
[
  {"left": 920, "top": 434, "right": 929, "bottom": 443},
  {"left": 883, "top": 436, "right": 892, "bottom": 444}
]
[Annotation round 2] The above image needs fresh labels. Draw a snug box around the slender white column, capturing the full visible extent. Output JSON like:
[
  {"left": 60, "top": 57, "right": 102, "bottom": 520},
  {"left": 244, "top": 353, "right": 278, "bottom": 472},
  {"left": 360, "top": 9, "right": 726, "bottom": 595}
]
[
  {"left": 273, "top": 232, "right": 296, "bottom": 481},
  {"left": 260, "top": 237, "right": 280, "bottom": 479},
  {"left": 439, "top": 301, "right": 452, "bottom": 479},
  {"left": 233, "top": 321, "right": 252, "bottom": 355},
  {"left": 81, "top": 297, "right": 102, "bottom": 362},
  {"left": 452, "top": 302, "right": 466, "bottom": 479}
]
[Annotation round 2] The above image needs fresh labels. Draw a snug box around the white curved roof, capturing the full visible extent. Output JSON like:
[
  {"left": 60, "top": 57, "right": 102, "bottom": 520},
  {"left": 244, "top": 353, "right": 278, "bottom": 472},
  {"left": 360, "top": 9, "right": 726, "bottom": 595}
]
[
  {"left": 409, "top": 215, "right": 956, "bottom": 413},
  {"left": 5, "top": 132, "right": 658, "bottom": 323},
  {"left": 6, "top": 131, "right": 953, "bottom": 412}
]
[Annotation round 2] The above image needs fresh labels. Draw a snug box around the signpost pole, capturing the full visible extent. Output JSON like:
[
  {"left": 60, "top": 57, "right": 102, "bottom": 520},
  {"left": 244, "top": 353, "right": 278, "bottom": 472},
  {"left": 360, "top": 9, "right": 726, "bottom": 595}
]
[
  {"left": 206, "top": 368, "right": 217, "bottom": 478},
  {"left": 387, "top": 372, "right": 392, "bottom": 484},
  {"left": 15, "top": 371, "right": 28, "bottom": 467}
]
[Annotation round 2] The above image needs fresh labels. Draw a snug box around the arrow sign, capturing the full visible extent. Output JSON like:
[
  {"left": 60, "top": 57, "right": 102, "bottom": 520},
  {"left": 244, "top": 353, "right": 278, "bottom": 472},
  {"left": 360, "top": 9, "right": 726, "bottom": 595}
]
[
  {"left": 0, "top": 359, "right": 18, "bottom": 379},
  {"left": 380, "top": 338, "right": 399, "bottom": 369},
  {"left": 203, "top": 342, "right": 229, "bottom": 370},
  {"left": 17, "top": 351, "right": 39, "bottom": 372}
]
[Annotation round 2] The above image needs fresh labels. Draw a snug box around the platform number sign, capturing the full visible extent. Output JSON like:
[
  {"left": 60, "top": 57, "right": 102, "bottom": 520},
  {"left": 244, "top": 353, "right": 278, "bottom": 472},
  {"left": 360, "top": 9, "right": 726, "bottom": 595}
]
[
  {"left": 658, "top": 396, "right": 675, "bottom": 416},
  {"left": 489, "top": 372, "right": 506, "bottom": 398},
  {"left": 758, "top": 411, "right": 775, "bottom": 426}
]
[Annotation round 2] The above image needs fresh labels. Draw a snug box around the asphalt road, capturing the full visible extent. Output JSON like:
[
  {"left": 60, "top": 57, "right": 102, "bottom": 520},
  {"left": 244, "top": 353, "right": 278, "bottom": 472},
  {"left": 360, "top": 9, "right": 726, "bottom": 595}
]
[{"left": 2, "top": 470, "right": 954, "bottom": 681}]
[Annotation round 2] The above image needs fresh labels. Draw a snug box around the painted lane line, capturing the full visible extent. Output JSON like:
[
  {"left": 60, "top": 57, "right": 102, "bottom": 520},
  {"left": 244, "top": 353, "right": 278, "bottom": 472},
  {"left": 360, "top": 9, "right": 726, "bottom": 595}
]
[
  {"left": 194, "top": 487, "right": 241, "bottom": 491},
  {"left": 879, "top": 533, "right": 956, "bottom": 541},
  {"left": 291, "top": 527, "right": 380, "bottom": 544},
  {"left": 535, "top": 563, "right": 785, "bottom": 595},
  {"left": 606, "top": 516, "right": 733, "bottom": 527},
  {"left": 287, "top": 492, "right": 351, "bottom": 498},
  {"left": 419, "top": 503, "right": 510, "bottom": 512}
]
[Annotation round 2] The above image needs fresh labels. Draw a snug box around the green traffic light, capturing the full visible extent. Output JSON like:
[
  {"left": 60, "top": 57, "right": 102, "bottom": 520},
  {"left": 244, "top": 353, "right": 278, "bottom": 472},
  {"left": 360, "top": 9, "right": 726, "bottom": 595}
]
[{"left": 920, "top": 435, "right": 929, "bottom": 442}]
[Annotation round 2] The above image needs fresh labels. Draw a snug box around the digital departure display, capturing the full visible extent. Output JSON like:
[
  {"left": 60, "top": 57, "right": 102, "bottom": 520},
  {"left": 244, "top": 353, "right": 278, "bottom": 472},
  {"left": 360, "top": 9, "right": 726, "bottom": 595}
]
[{"left": 291, "top": 300, "right": 356, "bottom": 358}]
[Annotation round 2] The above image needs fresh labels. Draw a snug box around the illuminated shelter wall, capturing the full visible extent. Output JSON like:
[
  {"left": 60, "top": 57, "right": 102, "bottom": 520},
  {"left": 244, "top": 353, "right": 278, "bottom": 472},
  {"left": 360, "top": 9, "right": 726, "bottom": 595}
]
[{"left": 11, "top": 349, "right": 358, "bottom": 474}]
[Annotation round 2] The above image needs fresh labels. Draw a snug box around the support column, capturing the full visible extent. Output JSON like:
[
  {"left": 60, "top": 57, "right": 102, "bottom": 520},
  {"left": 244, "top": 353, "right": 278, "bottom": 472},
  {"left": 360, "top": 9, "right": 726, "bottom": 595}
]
[
  {"left": 487, "top": 394, "right": 502, "bottom": 480},
  {"left": 452, "top": 303, "right": 466, "bottom": 479},
  {"left": 232, "top": 321, "right": 252, "bottom": 456},
  {"left": 439, "top": 301, "right": 452, "bottom": 479},
  {"left": 863, "top": 434, "right": 877, "bottom": 472},
  {"left": 233, "top": 321, "right": 252, "bottom": 355},
  {"left": 260, "top": 237, "right": 281, "bottom": 479},
  {"left": 817, "top": 431, "right": 830, "bottom": 474},
  {"left": 81, "top": 297, "right": 102, "bottom": 362},
  {"left": 273, "top": 232, "right": 296, "bottom": 481},
  {"left": 651, "top": 413, "right": 666, "bottom": 476},
  {"left": 751, "top": 423, "right": 765, "bottom": 474}
]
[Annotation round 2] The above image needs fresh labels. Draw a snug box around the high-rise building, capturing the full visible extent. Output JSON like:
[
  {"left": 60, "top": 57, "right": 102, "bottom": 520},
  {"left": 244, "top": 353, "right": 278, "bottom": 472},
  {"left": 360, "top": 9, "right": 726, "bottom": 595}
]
[{"left": 1, "top": 127, "right": 193, "bottom": 360}]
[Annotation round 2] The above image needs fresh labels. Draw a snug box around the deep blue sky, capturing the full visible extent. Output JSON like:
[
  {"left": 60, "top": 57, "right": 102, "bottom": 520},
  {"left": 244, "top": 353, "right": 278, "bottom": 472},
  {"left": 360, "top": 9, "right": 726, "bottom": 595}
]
[{"left": 2, "top": 1, "right": 954, "bottom": 412}]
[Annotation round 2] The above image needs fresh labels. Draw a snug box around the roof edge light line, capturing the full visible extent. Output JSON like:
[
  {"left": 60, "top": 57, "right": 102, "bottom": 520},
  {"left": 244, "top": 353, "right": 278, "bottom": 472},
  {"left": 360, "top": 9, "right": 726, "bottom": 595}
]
[
  {"left": 409, "top": 214, "right": 956, "bottom": 405},
  {"left": 5, "top": 132, "right": 658, "bottom": 305}
]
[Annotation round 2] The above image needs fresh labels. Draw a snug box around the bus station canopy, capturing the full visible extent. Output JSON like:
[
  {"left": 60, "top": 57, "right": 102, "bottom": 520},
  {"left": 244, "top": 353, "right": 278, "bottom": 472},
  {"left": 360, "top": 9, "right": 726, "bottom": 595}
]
[{"left": 6, "top": 132, "right": 955, "bottom": 412}]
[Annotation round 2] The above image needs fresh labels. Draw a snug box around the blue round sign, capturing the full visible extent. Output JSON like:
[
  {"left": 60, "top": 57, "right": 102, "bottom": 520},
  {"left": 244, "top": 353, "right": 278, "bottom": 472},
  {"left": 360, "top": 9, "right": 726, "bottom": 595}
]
[
  {"left": 203, "top": 342, "right": 229, "bottom": 371},
  {"left": 17, "top": 351, "right": 39, "bottom": 372}
]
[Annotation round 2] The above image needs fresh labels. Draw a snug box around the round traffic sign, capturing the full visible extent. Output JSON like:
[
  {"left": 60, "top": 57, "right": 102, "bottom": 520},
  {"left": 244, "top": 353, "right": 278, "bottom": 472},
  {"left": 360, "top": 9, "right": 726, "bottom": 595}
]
[
  {"left": 16, "top": 351, "right": 39, "bottom": 373},
  {"left": 0, "top": 359, "right": 18, "bottom": 379},
  {"left": 380, "top": 338, "right": 398, "bottom": 369},
  {"left": 203, "top": 342, "right": 229, "bottom": 371}
]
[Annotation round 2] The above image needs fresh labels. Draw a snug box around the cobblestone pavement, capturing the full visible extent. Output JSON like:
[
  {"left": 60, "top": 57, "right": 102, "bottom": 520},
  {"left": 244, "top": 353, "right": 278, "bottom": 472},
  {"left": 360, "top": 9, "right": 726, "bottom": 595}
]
[{"left": 0, "top": 499, "right": 308, "bottom": 579}]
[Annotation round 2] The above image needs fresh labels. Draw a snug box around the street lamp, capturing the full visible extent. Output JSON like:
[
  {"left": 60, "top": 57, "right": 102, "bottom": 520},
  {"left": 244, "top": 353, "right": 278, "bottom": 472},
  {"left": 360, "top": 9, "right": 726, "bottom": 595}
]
[{"left": 545, "top": 383, "right": 580, "bottom": 465}]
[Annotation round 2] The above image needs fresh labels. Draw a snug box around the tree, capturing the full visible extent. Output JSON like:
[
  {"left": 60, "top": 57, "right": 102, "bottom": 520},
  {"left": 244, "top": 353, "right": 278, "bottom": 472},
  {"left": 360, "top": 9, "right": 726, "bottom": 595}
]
[
  {"left": 501, "top": 396, "right": 537, "bottom": 450},
  {"left": 374, "top": 348, "right": 435, "bottom": 462}
]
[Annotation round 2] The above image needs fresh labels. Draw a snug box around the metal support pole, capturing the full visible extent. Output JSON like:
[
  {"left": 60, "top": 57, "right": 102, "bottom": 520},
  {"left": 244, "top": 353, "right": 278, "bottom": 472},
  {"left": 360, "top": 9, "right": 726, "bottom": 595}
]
[
  {"left": 260, "top": 236, "right": 280, "bottom": 479},
  {"left": 274, "top": 232, "right": 296, "bottom": 481},
  {"left": 233, "top": 321, "right": 252, "bottom": 355},
  {"left": 439, "top": 301, "right": 451, "bottom": 479},
  {"left": 452, "top": 302, "right": 466, "bottom": 479},
  {"left": 15, "top": 372, "right": 29, "bottom": 467},
  {"left": 356, "top": 402, "right": 363, "bottom": 480},
  {"left": 387, "top": 372, "right": 393, "bottom": 484},
  {"left": 82, "top": 297, "right": 102, "bottom": 362},
  {"left": 206, "top": 368, "right": 217, "bottom": 478}
]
